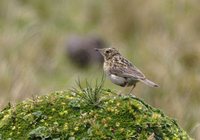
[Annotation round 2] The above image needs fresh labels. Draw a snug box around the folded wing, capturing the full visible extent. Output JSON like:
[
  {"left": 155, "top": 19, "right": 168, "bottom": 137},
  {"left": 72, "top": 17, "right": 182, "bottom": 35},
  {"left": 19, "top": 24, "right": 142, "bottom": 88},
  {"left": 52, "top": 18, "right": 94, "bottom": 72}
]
[{"left": 110, "top": 62, "right": 145, "bottom": 80}]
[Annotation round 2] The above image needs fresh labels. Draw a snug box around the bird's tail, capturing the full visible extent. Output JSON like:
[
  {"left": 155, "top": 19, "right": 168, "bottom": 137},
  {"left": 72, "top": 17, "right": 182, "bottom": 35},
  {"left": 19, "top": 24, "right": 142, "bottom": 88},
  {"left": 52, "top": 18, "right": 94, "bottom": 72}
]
[{"left": 140, "top": 79, "right": 159, "bottom": 88}]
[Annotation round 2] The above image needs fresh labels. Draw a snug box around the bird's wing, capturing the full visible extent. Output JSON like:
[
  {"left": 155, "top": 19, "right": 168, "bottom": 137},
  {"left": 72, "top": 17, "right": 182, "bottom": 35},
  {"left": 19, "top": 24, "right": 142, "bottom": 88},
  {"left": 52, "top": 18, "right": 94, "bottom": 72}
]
[
  {"left": 110, "top": 56, "right": 145, "bottom": 79},
  {"left": 110, "top": 66, "right": 145, "bottom": 79}
]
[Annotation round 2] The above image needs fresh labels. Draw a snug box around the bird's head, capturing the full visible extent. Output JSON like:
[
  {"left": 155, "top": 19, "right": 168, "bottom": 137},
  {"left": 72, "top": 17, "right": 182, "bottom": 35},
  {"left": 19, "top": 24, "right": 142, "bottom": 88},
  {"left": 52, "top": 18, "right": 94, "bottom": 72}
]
[{"left": 95, "top": 47, "right": 120, "bottom": 60}]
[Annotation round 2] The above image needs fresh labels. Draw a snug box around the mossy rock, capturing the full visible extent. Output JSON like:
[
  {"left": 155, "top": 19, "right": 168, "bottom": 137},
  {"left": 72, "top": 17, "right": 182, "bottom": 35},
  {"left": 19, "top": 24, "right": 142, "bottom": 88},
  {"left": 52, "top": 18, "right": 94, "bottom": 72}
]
[{"left": 0, "top": 90, "right": 192, "bottom": 140}]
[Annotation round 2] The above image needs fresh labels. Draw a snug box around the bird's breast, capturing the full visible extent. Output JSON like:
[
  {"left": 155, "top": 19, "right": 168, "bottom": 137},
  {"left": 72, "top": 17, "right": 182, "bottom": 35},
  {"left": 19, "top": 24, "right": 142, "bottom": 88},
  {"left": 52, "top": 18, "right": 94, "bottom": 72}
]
[{"left": 103, "top": 62, "right": 110, "bottom": 75}]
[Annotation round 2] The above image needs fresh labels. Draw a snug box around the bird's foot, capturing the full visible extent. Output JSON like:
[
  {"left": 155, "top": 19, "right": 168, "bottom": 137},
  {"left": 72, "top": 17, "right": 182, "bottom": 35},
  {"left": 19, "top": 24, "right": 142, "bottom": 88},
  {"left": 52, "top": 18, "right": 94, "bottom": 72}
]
[
  {"left": 117, "top": 92, "right": 122, "bottom": 97},
  {"left": 129, "top": 94, "right": 136, "bottom": 98}
]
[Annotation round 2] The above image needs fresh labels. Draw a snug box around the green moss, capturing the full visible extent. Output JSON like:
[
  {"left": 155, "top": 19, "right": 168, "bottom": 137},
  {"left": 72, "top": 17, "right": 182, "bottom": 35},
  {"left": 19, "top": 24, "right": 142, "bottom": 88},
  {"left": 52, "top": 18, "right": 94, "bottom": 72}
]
[{"left": 0, "top": 90, "right": 192, "bottom": 139}]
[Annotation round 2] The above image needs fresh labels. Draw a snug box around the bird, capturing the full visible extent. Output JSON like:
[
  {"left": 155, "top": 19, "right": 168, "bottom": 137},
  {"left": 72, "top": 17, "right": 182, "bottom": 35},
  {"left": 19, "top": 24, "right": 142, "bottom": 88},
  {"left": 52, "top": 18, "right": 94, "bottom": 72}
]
[{"left": 95, "top": 47, "right": 159, "bottom": 94}]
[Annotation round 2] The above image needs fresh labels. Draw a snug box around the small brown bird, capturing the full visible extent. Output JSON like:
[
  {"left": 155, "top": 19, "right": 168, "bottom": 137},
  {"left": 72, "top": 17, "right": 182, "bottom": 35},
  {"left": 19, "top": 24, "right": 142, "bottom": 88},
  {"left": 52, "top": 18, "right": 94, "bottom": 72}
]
[{"left": 95, "top": 47, "right": 159, "bottom": 93}]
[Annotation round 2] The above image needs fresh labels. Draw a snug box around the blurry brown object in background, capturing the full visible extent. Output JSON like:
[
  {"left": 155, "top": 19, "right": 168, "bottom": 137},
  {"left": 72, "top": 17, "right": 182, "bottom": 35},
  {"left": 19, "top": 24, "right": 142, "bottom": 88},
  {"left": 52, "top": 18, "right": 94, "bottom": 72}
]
[{"left": 65, "top": 35, "right": 106, "bottom": 68}]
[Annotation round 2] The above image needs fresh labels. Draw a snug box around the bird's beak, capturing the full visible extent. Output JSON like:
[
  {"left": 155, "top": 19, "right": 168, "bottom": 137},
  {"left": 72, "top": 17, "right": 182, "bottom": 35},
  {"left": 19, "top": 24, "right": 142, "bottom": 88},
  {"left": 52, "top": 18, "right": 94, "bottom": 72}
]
[{"left": 94, "top": 48, "right": 104, "bottom": 55}]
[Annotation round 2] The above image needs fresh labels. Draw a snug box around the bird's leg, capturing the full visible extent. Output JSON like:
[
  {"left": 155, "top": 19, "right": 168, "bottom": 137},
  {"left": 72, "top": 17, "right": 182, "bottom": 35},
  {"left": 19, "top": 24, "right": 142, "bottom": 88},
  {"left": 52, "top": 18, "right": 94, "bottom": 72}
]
[
  {"left": 117, "top": 83, "right": 128, "bottom": 96},
  {"left": 128, "top": 84, "right": 136, "bottom": 96}
]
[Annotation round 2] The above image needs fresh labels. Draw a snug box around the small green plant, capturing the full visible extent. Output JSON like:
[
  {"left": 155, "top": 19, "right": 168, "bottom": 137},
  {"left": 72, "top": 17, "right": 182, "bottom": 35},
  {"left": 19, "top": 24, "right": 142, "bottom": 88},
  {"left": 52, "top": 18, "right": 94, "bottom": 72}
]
[
  {"left": 28, "top": 126, "right": 50, "bottom": 140},
  {"left": 0, "top": 90, "right": 192, "bottom": 139},
  {"left": 71, "top": 76, "right": 105, "bottom": 107}
]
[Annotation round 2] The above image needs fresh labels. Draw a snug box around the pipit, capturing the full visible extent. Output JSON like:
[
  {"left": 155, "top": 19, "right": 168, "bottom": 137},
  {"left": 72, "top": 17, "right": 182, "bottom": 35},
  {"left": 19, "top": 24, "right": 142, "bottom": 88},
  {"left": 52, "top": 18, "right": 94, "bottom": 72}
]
[{"left": 95, "top": 47, "right": 159, "bottom": 94}]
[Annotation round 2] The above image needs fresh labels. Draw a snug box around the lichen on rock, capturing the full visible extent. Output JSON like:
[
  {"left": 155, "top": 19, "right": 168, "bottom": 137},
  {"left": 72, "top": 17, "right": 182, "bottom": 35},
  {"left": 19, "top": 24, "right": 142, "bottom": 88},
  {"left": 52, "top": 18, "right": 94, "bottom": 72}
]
[{"left": 0, "top": 90, "right": 192, "bottom": 139}]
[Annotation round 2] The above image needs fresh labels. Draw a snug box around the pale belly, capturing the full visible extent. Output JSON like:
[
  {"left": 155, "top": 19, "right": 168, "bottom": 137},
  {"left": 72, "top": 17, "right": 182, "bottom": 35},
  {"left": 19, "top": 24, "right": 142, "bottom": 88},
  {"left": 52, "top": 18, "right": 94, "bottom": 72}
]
[
  {"left": 103, "top": 63, "right": 138, "bottom": 87},
  {"left": 108, "top": 74, "right": 138, "bottom": 87}
]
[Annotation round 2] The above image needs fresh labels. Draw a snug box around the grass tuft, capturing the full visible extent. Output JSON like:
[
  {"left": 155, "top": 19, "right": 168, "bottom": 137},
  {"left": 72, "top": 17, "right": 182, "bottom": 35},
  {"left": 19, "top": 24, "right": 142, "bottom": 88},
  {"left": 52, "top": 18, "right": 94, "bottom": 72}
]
[{"left": 71, "top": 75, "right": 105, "bottom": 107}]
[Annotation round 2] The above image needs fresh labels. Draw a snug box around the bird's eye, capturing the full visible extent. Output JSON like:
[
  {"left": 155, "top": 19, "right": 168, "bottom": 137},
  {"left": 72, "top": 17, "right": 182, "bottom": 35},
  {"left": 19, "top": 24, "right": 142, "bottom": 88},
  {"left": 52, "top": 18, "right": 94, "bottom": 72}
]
[{"left": 105, "top": 50, "right": 110, "bottom": 53}]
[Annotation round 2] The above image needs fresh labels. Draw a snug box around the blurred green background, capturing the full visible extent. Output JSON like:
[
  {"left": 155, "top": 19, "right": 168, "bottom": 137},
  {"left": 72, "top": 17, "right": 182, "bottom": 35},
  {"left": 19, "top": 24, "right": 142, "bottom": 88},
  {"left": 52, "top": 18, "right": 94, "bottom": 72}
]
[{"left": 0, "top": 0, "right": 200, "bottom": 138}]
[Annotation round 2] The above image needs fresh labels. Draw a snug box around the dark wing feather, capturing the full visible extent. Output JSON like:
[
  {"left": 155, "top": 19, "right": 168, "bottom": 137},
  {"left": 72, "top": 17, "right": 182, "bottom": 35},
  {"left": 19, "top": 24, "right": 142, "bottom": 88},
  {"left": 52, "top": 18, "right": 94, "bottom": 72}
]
[{"left": 110, "top": 56, "right": 145, "bottom": 79}]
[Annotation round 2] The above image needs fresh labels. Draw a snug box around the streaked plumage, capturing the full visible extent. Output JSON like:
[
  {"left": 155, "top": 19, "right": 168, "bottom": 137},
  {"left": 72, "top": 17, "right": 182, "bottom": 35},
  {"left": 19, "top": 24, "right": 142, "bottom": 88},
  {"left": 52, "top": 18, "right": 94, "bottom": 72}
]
[{"left": 95, "top": 48, "right": 159, "bottom": 92}]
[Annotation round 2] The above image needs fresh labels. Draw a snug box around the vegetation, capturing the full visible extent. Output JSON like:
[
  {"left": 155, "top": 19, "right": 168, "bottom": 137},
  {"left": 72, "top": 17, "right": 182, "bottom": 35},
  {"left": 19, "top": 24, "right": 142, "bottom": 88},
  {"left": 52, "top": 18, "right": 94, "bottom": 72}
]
[{"left": 0, "top": 84, "right": 191, "bottom": 139}]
